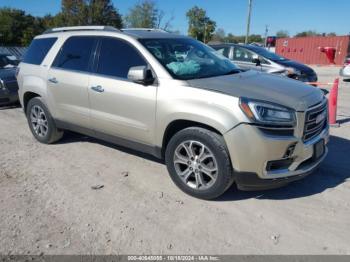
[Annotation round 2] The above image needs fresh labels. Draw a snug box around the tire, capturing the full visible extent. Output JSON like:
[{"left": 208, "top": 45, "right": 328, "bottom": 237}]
[
  {"left": 26, "top": 97, "right": 63, "bottom": 144},
  {"left": 165, "top": 127, "right": 234, "bottom": 200}
]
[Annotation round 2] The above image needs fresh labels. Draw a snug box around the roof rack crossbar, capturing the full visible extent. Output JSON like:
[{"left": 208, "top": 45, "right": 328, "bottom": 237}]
[{"left": 43, "top": 26, "right": 120, "bottom": 34}]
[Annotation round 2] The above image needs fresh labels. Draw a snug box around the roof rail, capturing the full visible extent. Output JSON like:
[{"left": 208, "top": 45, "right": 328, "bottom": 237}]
[
  {"left": 121, "top": 28, "right": 168, "bottom": 33},
  {"left": 43, "top": 26, "right": 120, "bottom": 34}
]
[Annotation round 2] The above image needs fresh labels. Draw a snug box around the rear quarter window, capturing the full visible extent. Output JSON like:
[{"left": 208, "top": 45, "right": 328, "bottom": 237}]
[{"left": 22, "top": 37, "right": 57, "bottom": 65}]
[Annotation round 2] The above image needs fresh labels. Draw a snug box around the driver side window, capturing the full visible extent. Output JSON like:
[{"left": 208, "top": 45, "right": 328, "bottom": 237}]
[{"left": 233, "top": 46, "right": 254, "bottom": 62}]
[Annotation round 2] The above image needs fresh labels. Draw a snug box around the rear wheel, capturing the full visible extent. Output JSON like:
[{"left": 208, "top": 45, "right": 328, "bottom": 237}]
[
  {"left": 165, "top": 127, "right": 234, "bottom": 199},
  {"left": 26, "top": 97, "right": 63, "bottom": 144}
]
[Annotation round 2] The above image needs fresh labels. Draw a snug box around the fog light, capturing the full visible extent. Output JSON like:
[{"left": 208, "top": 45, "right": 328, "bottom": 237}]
[
  {"left": 284, "top": 143, "right": 296, "bottom": 158},
  {"left": 266, "top": 158, "right": 293, "bottom": 171}
]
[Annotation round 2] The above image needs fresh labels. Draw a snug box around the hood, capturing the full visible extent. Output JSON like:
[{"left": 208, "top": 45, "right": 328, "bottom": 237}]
[
  {"left": 273, "top": 59, "right": 315, "bottom": 74},
  {"left": 0, "top": 68, "right": 17, "bottom": 81},
  {"left": 187, "top": 70, "right": 323, "bottom": 111}
]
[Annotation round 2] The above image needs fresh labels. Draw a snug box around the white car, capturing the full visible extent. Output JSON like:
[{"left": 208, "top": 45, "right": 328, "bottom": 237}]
[{"left": 340, "top": 55, "right": 350, "bottom": 80}]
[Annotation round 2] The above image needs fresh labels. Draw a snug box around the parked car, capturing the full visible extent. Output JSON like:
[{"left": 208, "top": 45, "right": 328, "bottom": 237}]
[
  {"left": 17, "top": 26, "right": 329, "bottom": 199},
  {"left": 210, "top": 43, "right": 318, "bottom": 83},
  {"left": 340, "top": 54, "right": 350, "bottom": 80},
  {"left": 0, "top": 53, "right": 20, "bottom": 105}
]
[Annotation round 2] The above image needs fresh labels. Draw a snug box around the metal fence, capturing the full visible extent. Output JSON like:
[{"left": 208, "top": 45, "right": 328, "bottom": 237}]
[{"left": 0, "top": 46, "right": 27, "bottom": 59}]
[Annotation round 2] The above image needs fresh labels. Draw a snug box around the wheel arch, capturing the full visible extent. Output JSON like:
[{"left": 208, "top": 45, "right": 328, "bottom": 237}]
[{"left": 160, "top": 119, "right": 225, "bottom": 158}]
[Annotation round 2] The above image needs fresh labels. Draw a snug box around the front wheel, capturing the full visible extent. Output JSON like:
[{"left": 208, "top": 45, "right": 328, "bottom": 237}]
[{"left": 165, "top": 127, "right": 234, "bottom": 200}]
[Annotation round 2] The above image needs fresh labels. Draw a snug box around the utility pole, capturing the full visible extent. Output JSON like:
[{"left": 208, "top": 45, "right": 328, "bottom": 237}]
[
  {"left": 264, "top": 25, "right": 269, "bottom": 47},
  {"left": 245, "top": 0, "right": 253, "bottom": 44}
]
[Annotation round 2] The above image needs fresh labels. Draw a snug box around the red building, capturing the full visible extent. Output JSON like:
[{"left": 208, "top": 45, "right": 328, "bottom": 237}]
[{"left": 275, "top": 36, "right": 350, "bottom": 66}]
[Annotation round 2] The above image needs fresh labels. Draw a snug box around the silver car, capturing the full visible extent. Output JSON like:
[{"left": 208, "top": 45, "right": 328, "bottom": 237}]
[
  {"left": 17, "top": 26, "right": 329, "bottom": 199},
  {"left": 340, "top": 55, "right": 350, "bottom": 80},
  {"left": 210, "top": 43, "right": 318, "bottom": 83}
]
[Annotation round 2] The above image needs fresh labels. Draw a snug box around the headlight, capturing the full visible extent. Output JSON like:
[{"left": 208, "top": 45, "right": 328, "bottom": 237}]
[
  {"left": 239, "top": 97, "right": 296, "bottom": 126},
  {"left": 284, "top": 67, "right": 301, "bottom": 76}
]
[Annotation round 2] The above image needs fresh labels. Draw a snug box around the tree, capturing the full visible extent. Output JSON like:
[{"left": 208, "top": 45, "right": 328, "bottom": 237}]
[
  {"left": 59, "top": 0, "right": 88, "bottom": 26},
  {"left": 124, "top": 0, "right": 172, "bottom": 30},
  {"left": 276, "top": 30, "right": 289, "bottom": 38},
  {"left": 87, "top": 0, "right": 122, "bottom": 28},
  {"left": 0, "top": 8, "right": 42, "bottom": 46},
  {"left": 295, "top": 30, "right": 320, "bottom": 37},
  {"left": 125, "top": 0, "right": 157, "bottom": 28},
  {"left": 186, "top": 6, "right": 216, "bottom": 43},
  {"left": 211, "top": 28, "right": 226, "bottom": 43},
  {"left": 327, "top": 32, "right": 337, "bottom": 36}
]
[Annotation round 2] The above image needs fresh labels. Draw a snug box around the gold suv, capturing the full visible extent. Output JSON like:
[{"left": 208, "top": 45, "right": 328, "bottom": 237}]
[{"left": 17, "top": 26, "right": 329, "bottom": 199}]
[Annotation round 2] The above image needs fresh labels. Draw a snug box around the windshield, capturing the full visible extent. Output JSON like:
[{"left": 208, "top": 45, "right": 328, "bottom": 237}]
[
  {"left": 247, "top": 46, "right": 287, "bottom": 61},
  {"left": 0, "top": 54, "right": 19, "bottom": 69},
  {"left": 139, "top": 38, "right": 240, "bottom": 80}
]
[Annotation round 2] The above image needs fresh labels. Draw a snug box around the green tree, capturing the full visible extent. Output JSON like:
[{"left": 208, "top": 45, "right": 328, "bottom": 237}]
[
  {"left": 186, "top": 6, "right": 216, "bottom": 43},
  {"left": 87, "top": 0, "right": 122, "bottom": 28},
  {"left": 276, "top": 30, "right": 289, "bottom": 38},
  {"left": 295, "top": 30, "right": 320, "bottom": 37},
  {"left": 124, "top": 0, "right": 158, "bottom": 28},
  {"left": 0, "top": 8, "right": 43, "bottom": 46}
]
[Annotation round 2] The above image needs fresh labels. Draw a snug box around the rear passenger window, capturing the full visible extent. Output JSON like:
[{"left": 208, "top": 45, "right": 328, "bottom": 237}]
[
  {"left": 52, "top": 36, "right": 96, "bottom": 72},
  {"left": 22, "top": 38, "right": 57, "bottom": 65},
  {"left": 97, "top": 38, "right": 147, "bottom": 79}
]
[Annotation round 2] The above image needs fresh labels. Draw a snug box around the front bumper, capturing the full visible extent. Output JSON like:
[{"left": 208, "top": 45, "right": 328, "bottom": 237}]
[{"left": 223, "top": 122, "right": 329, "bottom": 190}]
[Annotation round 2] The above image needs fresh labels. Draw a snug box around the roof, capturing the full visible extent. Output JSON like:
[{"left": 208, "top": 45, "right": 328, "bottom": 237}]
[{"left": 41, "top": 26, "right": 187, "bottom": 40}]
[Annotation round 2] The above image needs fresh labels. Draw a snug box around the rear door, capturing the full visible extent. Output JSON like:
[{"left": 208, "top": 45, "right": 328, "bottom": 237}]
[
  {"left": 47, "top": 36, "right": 97, "bottom": 129},
  {"left": 88, "top": 37, "right": 157, "bottom": 145}
]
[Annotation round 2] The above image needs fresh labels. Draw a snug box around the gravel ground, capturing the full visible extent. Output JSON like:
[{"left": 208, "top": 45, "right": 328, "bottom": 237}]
[{"left": 0, "top": 67, "right": 349, "bottom": 255}]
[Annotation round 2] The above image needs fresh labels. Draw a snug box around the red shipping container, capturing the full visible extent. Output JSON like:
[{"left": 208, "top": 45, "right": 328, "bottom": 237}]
[{"left": 276, "top": 36, "right": 350, "bottom": 66}]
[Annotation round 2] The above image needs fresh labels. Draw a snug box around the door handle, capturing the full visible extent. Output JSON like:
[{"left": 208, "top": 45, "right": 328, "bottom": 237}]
[
  {"left": 48, "top": 77, "right": 58, "bottom": 84},
  {"left": 91, "top": 85, "right": 104, "bottom": 93}
]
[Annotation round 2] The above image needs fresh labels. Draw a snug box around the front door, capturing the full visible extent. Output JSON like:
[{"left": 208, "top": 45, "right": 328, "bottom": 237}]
[{"left": 88, "top": 37, "right": 157, "bottom": 145}]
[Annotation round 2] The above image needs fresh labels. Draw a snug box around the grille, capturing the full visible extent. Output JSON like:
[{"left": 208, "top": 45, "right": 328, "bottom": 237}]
[{"left": 303, "top": 100, "right": 328, "bottom": 142}]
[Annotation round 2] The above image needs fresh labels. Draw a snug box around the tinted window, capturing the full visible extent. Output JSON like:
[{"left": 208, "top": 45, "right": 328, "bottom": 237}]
[
  {"left": 22, "top": 38, "right": 57, "bottom": 65},
  {"left": 52, "top": 36, "right": 96, "bottom": 72},
  {"left": 97, "top": 38, "right": 147, "bottom": 79}
]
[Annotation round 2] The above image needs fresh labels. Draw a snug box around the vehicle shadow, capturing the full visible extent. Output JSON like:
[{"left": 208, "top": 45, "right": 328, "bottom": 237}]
[
  {"left": 58, "top": 132, "right": 349, "bottom": 201},
  {"left": 217, "top": 135, "right": 350, "bottom": 201},
  {"left": 58, "top": 131, "right": 164, "bottom": 164},
  {"left": 0, "top": 102, "right": 21, "bottom": 110}
]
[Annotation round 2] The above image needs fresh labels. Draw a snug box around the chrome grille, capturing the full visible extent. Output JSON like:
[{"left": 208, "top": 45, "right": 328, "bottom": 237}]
[{"left": 303, "top": 100, "right": 328, "bottom": 142}]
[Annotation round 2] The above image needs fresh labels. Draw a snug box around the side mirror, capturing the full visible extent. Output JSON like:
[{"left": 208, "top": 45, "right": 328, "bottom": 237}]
[
  {"left": 252, "top": 55, "right": 261, "bottom": 66},
  {"left": 127, "top": 66, "right": 154, "bottom": 85}
]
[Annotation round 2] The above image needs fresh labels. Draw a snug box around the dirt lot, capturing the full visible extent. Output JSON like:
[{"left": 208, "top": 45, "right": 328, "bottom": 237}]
[{"left": 0, "top": 66, "right": 349, "bottom": 255}]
